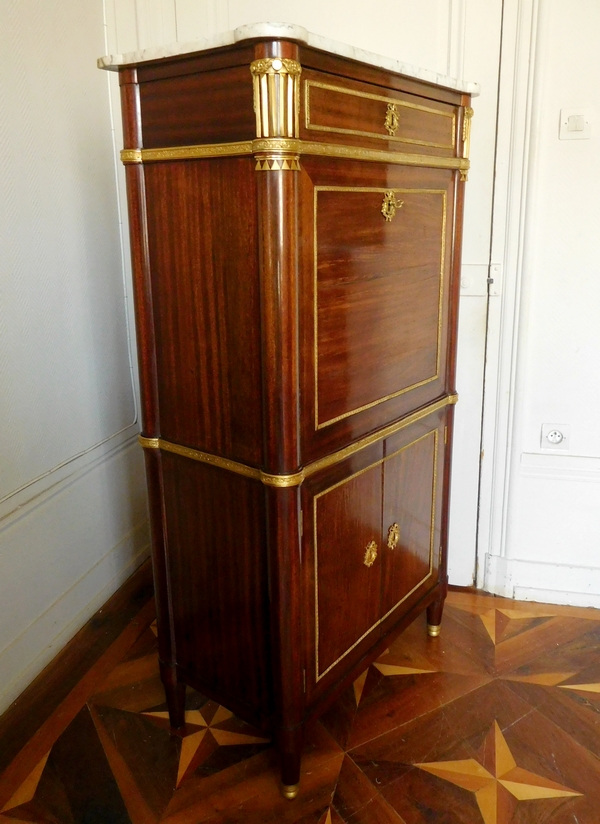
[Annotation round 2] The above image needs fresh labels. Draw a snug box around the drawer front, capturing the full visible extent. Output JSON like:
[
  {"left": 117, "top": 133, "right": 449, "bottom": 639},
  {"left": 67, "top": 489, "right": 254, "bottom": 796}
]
[
  {"left": 302, "top": 71, "right": 458, "bottom": 156},
  {"left": 299, "top": 157, "right": 457, "bottom": 462}
]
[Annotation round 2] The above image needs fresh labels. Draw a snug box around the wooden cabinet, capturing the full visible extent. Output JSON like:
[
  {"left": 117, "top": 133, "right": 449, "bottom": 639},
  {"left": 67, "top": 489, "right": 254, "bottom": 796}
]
[{"left": 106, "top": 28, "right": 472, "bottom": 799}]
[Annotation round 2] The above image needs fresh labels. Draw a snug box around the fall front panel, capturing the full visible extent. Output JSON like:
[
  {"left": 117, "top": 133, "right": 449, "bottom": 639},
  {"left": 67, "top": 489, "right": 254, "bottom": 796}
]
[{"left": 299, "top": 160, "right": 456, "bottom": 462}]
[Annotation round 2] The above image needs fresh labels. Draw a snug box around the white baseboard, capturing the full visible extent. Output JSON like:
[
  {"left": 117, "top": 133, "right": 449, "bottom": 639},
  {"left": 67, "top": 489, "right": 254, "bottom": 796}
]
[{"left": 485, "top": 553, "right": 600, "bottom": 608}]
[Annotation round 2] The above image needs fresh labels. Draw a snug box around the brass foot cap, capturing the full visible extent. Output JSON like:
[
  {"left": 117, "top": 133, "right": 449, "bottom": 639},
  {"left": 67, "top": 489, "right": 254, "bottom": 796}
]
[
  {"left": 281, "top": 782, "right": 300, "bottom": 800},
  {"left": 427, "top": 623, "right": 441, "bottom": 638}
]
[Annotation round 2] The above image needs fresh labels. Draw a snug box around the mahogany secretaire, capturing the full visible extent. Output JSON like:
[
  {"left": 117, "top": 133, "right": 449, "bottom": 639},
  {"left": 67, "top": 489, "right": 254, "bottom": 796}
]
[{"left": 100, "top": 23, "right": 475, "bottom": 798}]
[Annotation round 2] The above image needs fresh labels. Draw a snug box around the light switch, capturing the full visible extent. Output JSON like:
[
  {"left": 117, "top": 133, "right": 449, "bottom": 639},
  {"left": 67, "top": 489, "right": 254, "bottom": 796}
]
[
  {"left": 559, "top": 108, "right": 591, "bottom": 140},
  {"left": 567, "top": 114, "right": 585, "bottom": 132}
]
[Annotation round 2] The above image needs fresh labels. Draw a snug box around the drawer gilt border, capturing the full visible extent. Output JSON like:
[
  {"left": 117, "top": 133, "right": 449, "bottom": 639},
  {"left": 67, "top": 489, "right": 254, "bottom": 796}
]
[{"left": 304, "top": 80, "right": 457, "bottom": 150}]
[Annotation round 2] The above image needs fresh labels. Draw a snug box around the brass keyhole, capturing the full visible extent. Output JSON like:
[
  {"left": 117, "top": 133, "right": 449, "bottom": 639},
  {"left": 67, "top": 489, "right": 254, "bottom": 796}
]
[
  {"left": 381, "top": 191, "right": 404, "bottom": 222},
  {"left": 387, "top": 523, "right": 400, "bottom": 550},
  {"left": 385, "top": 102, "right": 399, "bottom": 136},
  {"left": 364, "top": 540, "right": 378, "bottom": 567}
]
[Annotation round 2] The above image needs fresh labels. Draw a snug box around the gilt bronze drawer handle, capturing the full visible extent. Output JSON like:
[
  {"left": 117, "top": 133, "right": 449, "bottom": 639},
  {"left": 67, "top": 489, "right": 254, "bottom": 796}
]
[
  {"left": 384, "top": 102, "right": 399, "bottom": 136},
  {"left": 381, "top": 191, "right": 404, "bottom": 222},
  {"left": 387, "top": 523, "right": 400, "bottom": 550},
  {"left": 364, "top": 540, "right": 378, "bottom": 567}
]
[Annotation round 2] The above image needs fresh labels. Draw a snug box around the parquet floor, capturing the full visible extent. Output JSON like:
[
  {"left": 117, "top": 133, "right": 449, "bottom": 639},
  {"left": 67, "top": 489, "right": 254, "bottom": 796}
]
[{"left": 2, "top": 589, "right": 600, "bottom": 823}]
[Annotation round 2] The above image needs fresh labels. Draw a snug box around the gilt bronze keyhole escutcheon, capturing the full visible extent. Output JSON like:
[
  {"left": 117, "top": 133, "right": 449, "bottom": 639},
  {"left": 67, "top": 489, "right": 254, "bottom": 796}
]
[
  {"left": 364, "top": 540, "right": 378, "bottom": 567},
  {"left": 387, "top": 523, "right": 400, "bottom": 550},
  {"left": 384, "top": 102, "right": 399, "bottom": 136},
  {"left": 381, "top": 191, "right": 404, "bottom": 222}
]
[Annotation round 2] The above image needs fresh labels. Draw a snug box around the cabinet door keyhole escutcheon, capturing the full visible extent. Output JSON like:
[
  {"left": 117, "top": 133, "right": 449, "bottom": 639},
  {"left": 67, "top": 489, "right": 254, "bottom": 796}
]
[
  {"left": 387, "top": 522, "right": 400, "bottom": 550},
  {"left": 364, "top": 540, "right": 378, "bottom": 567}
]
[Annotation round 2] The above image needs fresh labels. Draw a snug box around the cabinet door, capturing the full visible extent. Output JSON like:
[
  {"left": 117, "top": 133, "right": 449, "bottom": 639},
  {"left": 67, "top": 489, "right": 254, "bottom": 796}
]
[
  {"left": 312, "top": 461, "right": 383, "bottom": 685},
  {"left": 381, "top": 425, "right": 442, "bottom": 623}
]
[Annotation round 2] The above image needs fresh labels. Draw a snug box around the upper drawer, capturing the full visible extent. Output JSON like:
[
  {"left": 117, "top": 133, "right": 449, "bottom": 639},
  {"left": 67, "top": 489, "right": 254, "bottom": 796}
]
[{"left": 301, "top": 70, "right": 458, "bottom": 157}]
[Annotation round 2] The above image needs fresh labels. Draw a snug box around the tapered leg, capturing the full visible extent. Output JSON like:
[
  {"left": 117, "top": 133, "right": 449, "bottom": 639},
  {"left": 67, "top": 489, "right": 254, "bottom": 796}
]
[
  {"left": 427, "top": 596, "right": 445, "bottom": 638},
  {"left": 160, "top": 661, "right": 186, "bottom": 729},
  {"left": 278, "top": 725, "right": 303, "bottom": 799}
]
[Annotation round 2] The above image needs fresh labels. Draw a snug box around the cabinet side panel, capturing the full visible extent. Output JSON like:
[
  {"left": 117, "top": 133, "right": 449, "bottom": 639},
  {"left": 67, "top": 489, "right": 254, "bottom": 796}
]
[
  {"left": 161, "top": 451, "right": 271, "bottom": 722},
  {"left": 139, "top": 62, "right": 255, "bottom": 148},
  {"left": 144, "top": 157, "right": 263, "bottom": 465}
]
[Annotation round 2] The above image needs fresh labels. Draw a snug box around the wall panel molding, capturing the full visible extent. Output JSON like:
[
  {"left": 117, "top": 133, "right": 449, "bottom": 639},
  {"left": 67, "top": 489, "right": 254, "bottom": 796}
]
[
  {"left": 447, "top": 0, "right": 467, "bottom": 80},
  {"left": 174, "top": 0, "right": 229, "bottom": 43},
  {"left": 0, "top": 426, "right": 139, "bottom": 521},
  {"left": 135, "top": 0, "right": 177, "bottom": 49},
  {"left": 0, "top": 438, "right": 149, "bottom": 714},
  {"left": 486, "top": 554, "right": 600, "bottom": 608},
  {"left": 520, "top": 452, "right": 600, "bottom": 483},
  {"left": 477, "top": 0, "right": 541, "bottom": 588}
]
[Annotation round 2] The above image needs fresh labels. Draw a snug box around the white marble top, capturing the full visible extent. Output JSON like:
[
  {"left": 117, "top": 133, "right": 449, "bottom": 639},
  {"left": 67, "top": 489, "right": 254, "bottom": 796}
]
[{"left": 98, "top": 22, "right": 479, "bottom": 96}]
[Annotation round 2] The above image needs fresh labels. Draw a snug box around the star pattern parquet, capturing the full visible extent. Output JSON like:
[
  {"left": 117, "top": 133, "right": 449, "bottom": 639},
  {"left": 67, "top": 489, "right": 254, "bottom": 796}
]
[{"left": 2, "top": 590, "right": 600, "bottom": 823}]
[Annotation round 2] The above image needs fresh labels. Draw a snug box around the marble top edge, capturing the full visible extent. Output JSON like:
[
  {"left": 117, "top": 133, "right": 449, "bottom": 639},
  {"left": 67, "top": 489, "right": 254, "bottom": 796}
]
[{"left": 98, "top": 21, "right": 479, "bottom": 96}]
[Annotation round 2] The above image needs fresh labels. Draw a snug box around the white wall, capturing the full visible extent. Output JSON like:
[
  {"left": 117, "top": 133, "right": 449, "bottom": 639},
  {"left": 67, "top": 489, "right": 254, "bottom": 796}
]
[
  {"left": 0, "top": 0, "right": 149, "bottom": 713},
  {"left": 481, "top": 0, "right": 600, "bottom": 606}
]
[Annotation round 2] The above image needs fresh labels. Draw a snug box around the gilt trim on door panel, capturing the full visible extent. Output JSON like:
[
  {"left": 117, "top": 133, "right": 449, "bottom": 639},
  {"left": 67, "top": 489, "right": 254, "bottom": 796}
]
[
  {"left": 313, "top": 187, "right": 448, "bottom": 429},
  {"left": 314, "top": 427, "right": 439, "bottom": 681}
]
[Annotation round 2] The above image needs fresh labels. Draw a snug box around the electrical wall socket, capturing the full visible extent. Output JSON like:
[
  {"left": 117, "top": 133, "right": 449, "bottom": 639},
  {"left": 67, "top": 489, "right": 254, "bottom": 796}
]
[{"left": 541, "top": 423, "right": 570, "bottom": 450}]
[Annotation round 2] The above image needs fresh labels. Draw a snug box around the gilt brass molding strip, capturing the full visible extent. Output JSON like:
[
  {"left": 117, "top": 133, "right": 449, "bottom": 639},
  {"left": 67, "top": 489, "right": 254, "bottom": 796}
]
[
  {"left": 120, "top": 139, "right": 470, "bottom": 173},
  {"left": 121, "top": 148, "right": 143, "bottom": 163},
  {"left": 307, "top": 394, "right": 455, "bottom": 476},
  {"left": 460, "top": 106, "right": 474, "bottom": 182},
  {"left": 138, "top": 437, "right": 304, "bottom": 488},
  {"left": 120, "top": 142, "right": 253, "bottom": 164},
  {"left": 138, "top": 394, "right": 457, "bottom": 486},
  {"left": 300, "top": 141, "right": 468, "bottom": 171}
]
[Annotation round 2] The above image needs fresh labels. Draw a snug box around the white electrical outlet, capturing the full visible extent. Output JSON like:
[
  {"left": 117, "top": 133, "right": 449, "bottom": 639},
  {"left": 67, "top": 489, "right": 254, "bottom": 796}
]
[{"left": 541, "top": 423, "right": 570, "bottom": 450}]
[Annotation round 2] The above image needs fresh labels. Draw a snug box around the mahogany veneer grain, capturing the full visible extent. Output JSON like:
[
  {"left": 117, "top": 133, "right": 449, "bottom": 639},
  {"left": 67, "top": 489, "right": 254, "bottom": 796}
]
[{"left": 111, "top": 33, "right": 470, "bottom": 794}]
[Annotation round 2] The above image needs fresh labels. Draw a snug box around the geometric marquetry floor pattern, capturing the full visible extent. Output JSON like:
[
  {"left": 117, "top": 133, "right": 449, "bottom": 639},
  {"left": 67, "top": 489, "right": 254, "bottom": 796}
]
[{"left": 2, "top": 591, "right": 600, "bottom": 823}]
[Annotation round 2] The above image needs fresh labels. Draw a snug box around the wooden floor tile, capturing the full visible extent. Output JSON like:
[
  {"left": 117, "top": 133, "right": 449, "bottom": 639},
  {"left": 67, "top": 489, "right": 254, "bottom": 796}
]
[{"left": 2, "top": 589, "right": 600, "bottom": 822}]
